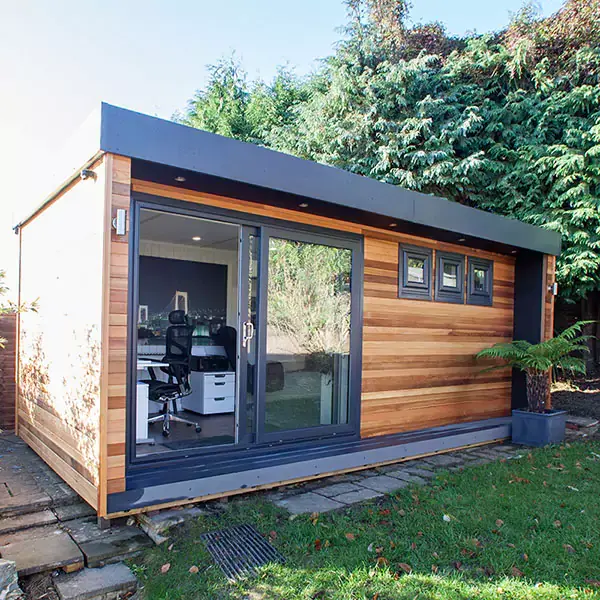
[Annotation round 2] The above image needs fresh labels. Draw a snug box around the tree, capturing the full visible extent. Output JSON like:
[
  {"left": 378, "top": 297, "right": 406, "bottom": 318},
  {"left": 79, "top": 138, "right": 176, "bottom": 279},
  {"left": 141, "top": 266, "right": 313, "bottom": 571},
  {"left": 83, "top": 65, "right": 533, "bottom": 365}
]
[{"left": 177, "top": 0, "right": 600, "bottom": 309}]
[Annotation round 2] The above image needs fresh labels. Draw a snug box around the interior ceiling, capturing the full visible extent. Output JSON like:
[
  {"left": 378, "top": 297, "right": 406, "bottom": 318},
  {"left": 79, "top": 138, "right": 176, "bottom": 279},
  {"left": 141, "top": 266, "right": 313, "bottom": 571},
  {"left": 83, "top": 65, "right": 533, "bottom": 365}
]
[{"left": 140, "top": 209, "right": 238, "bottom": 250}]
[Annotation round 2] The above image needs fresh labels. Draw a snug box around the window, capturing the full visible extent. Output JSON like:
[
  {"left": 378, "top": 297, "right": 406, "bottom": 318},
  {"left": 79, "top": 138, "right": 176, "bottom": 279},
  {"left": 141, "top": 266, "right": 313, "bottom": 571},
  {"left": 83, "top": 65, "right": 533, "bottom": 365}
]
[
  {"left": 399, "top": 245, "right": 432, "bottom": 300},
  {"left": 467, "top": 257, "right": 493, "bottom": 306},
  {"left": 435, "top": 252, "right": 465, "bottom": 304}
]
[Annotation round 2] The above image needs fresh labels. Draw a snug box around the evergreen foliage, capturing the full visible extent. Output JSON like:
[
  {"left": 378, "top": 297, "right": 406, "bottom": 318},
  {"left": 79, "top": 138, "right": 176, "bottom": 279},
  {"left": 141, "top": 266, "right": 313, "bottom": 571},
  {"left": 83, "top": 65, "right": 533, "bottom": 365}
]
[{"left": 176, "top": 0, "right": 600, "bottom": 302}]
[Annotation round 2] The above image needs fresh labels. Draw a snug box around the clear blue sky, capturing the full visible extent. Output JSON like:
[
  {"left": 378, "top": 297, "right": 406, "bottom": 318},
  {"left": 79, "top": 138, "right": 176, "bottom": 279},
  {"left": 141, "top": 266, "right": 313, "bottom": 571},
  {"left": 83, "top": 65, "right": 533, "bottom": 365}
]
[{"left": 0, "top": 0, "right": 564, "bottom": 293}]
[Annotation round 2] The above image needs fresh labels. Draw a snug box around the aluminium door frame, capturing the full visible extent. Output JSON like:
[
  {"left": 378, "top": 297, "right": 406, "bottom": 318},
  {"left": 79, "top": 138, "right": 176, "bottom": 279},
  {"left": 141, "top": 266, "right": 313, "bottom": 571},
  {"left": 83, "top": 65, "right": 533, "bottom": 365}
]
[
  {"left": 125, "top": 192, "right": 363, "bottom": 475},
  {"left": 255, "top": 225, "right": 363, "bottom": 444}
]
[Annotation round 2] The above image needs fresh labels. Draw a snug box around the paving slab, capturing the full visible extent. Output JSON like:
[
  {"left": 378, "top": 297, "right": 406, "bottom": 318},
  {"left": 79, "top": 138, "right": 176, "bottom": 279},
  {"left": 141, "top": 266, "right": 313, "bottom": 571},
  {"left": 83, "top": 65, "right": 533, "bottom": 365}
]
[
  {"left": 136, "top": 506, "right": 205, "bottom": 544},
  {"left": 275, "top": 492, "right": 345, "bottom": 515},
  {"left": 402, "top": 467, "right": 437, "bottom": 479},
  {"left": 313, "top": 483, "right": 363, "bottom": 498},
  {"left": 357, "top": 475, "right": 408, "bottom": 494},
  {"left": 385, "top": 471, "right": 427, "bottom": 485},
  {"left": 53, "top": 563, "right": 137, "bottom": 600},
  {"left": 332, "top": 487, "right": 383, "bottom": 505},
  {"left": 53, "top": 503, "right": 97, "bottom": 522},
  {"left": 0, "top": 509, "right": 57, "bottom": 535},
  {"left": 61, "top": 518, "right": 153, "bottom": 568},
  {"left": 0, "top": 490, "right": 53, "bottom": 518},
  {"left": 0, "top": 528, "right": 83, "bottom": 576},
  {"left": 421, "top": 454, "right": 464, "bottom": 468}
]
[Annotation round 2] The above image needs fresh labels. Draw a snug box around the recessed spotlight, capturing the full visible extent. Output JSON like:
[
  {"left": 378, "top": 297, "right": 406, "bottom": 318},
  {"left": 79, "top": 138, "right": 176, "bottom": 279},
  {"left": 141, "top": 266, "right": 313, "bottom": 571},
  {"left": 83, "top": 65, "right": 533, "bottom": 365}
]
[
  {"left": 192, "top": 236, "right": 202, "bottom": 241},
  {"left": 389, "top": 223, "right": 397, "bottom": 228},
  {"left": 175, "top": 176, "right": 186, "bottom": 182},
  {"left": 299, "top": 202, "right": 309, "bottom": 208},
  {"left": 458, "top": 237, "right": 466, "bottom": 242},
  {"left": 511, "top": 250, "right": 517, "bottom": 254}
]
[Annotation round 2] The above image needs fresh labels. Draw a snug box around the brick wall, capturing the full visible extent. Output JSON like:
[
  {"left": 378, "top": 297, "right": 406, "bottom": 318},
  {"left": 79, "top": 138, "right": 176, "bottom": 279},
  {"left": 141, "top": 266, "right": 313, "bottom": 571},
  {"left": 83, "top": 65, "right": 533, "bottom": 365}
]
[{"left": 0, "top": 314, "right": 17, "bottom": 430}]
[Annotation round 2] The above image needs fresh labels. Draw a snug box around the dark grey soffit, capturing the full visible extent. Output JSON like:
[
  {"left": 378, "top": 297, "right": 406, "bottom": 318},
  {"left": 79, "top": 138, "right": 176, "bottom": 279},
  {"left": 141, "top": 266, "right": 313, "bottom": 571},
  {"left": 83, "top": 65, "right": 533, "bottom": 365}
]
[{"left": 100, "top": 103, "right": 561, "bottom": 256}]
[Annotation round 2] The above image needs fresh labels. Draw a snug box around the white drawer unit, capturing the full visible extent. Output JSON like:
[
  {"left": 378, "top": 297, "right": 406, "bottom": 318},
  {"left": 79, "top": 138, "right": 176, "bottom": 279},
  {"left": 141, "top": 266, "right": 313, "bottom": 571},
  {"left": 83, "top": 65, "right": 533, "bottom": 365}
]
[{"left": 181, "top": 371, "right": 235, "bottom": 415}]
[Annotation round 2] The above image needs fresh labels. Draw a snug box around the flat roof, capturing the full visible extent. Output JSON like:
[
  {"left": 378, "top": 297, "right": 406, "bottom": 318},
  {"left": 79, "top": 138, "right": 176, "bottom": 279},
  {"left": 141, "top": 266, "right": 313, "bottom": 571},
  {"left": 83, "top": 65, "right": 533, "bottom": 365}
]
[{"left": 17, "top": 103, "right": 562, "bottom": 255}]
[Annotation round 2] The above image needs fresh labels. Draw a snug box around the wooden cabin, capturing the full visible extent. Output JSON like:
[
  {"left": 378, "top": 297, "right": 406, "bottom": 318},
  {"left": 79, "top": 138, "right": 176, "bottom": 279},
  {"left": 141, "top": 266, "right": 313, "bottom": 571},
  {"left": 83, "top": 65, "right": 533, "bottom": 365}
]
[{"left": 14, "top": 103, "right": 560, "bottom": 519}]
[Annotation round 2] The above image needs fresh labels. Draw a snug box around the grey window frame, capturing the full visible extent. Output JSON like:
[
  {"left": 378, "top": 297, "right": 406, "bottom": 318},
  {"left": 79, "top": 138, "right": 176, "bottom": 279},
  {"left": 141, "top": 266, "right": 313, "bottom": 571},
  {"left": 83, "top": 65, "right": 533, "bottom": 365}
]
[
  {"left": 398, "top": 244, "right": 432, "bottom": 300},
  {"left": 435, "top": 251, "right": 465, "bottom": 304},
  {"left": 467, "top": 257, "right": 494, "bottom": 306}
]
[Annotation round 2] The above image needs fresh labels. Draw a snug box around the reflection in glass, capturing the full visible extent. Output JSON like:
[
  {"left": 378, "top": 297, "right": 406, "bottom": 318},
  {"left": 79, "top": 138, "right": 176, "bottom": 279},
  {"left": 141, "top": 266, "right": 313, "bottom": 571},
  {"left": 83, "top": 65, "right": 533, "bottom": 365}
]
[
  {"left": 407, "top": 257, "right": 425, "bottom": 283},
  {"left": 442, "top": 262, "right": 458, "bottom": 288},
  {"left": 245, "top": 234, "right": 259, "bottom": 437},
  {"left": 473, "top": 268, "right": 487, "bottom": 291},
  {"left": 264, "top": 238, "right": 352, "bottom": 434}
]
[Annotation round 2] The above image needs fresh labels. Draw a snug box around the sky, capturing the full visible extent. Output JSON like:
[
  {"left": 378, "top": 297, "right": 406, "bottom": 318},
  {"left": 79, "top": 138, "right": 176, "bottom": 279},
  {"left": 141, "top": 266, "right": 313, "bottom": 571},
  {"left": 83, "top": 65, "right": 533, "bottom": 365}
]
[{"left": 0, "top": 0, "right": 564, "bottom": 296}]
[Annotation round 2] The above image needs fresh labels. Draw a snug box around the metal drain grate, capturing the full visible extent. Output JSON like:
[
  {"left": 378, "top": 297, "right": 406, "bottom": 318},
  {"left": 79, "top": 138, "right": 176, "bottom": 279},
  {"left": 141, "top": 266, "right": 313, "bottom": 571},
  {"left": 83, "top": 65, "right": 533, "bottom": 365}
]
[{"left": 200, "top": 524, "right": 285, "bottom": 580}]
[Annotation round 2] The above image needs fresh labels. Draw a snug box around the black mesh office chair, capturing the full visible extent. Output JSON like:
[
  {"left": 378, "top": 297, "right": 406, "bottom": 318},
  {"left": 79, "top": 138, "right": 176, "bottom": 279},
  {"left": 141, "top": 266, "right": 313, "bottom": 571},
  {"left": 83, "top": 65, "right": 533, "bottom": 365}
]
[{"left": 143, "top": 310, "right": 201, "bottom": 437}]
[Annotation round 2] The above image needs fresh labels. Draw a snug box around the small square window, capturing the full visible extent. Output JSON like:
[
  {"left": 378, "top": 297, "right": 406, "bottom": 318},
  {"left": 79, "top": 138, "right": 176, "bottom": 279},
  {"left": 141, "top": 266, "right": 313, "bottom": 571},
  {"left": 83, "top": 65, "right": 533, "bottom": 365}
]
[
  {"left": 399, "top": 245, "right": 432, "bottom": 300},
  {"left": 467, "top": 257, "right": 493, "bottom": 306},
  {"left": 435, "top": 251, "right": 465, "bottom": 304}
]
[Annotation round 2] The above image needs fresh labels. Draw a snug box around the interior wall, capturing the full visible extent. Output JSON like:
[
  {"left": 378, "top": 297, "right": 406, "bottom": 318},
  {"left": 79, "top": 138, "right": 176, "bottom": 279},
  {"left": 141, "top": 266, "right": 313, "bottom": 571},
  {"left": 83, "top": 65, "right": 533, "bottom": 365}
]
[
  {"left": 139, "top": 240, "right": 238, "bottom": 327},
  {"left": 360, "top": 233, "right": 515, "bottom": 437},
  {"left": 17, "top": 158, "right": 106, "bottom": 509}
]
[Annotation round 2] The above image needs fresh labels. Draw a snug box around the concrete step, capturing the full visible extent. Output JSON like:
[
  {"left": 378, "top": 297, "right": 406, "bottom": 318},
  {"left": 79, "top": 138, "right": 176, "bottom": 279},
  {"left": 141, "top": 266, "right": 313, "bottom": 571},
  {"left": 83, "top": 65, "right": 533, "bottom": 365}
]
[
  {"left": 62, "top": 518, "right": 153, "bottom": 568},
  {"left": 0, "top": 526, "right": 84, "bottom": 577},
  {"left": 53, "top": 563, "right": 137, "bottom": 600},
  {"left": 566, "top": 415, "right": 599, "bottom": 430},
  {"left": 0, "top": 509, "right": 57, "bottom": 535}
]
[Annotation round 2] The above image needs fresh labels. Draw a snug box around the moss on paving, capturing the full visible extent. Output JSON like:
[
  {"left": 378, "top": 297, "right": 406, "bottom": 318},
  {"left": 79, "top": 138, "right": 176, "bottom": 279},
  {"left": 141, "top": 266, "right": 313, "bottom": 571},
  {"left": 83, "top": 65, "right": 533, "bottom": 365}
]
[{"left": 130, "top": 441, "right": 600, "bottom": 599}]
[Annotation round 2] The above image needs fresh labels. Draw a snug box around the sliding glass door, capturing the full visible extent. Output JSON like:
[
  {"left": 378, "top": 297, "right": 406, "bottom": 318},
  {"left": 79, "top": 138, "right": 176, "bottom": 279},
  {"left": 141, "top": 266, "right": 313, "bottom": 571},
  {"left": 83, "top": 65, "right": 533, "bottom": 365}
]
[
  {"left": 255, "top": 227, "right": 361, "bottom": 443},
  {"left": 130, "top": 200, "right": 361, "bottom": 462}
]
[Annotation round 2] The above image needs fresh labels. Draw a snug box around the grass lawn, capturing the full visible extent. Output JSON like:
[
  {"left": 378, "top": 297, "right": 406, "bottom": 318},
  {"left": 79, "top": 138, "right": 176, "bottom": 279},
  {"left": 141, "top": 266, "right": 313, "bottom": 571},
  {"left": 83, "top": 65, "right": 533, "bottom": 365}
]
[{"left": 131, "top": 441, "right": 600, "bottom": 599}]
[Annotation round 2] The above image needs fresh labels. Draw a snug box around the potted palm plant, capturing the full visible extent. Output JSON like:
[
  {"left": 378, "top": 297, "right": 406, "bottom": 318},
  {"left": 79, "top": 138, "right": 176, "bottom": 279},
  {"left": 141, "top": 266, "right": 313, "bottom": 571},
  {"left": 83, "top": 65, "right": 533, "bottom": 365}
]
[{"left": 476, "top": 321, "right": 592, "bottom": 447}]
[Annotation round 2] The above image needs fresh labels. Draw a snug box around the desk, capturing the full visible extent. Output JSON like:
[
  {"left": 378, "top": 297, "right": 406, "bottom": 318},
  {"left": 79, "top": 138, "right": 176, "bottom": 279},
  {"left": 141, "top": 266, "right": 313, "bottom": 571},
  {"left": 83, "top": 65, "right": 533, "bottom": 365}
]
[{"left": 136, "top": 361, "right": 169, "bottom": 443}]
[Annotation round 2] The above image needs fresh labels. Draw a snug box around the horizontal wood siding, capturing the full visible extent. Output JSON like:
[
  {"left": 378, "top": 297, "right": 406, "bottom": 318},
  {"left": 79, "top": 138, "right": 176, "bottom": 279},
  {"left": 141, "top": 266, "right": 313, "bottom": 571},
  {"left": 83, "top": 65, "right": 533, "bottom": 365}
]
[
  {"left": 361, "top": 235, "right": 515, "bottom": 437},
  {"left": 17, "top": 158, "right": 106, "bottom": 509},
  {"left": 100, "top": 155, "right": 131, "bottom": 513}
]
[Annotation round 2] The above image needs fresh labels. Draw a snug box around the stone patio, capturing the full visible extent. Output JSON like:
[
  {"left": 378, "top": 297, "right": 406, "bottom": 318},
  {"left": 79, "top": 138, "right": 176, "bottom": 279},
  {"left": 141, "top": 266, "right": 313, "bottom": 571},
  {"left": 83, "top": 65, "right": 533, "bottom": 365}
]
[{"left": 0, "top": 432, "right": 143, "bottom": 599}]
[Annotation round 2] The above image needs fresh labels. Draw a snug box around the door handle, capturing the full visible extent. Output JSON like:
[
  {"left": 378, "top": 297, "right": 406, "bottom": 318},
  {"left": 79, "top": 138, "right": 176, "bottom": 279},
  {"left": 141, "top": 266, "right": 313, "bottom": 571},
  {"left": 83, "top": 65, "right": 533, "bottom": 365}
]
[{"left": 242, "top": 321, "right": 255, "bottom": 348}]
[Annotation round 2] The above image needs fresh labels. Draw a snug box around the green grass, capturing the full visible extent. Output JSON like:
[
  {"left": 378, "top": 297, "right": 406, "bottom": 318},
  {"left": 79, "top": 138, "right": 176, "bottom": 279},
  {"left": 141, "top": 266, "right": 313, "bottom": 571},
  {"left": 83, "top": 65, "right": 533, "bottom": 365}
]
[{"left": 131, "top": 441, "right": 600, "bottom": 599}]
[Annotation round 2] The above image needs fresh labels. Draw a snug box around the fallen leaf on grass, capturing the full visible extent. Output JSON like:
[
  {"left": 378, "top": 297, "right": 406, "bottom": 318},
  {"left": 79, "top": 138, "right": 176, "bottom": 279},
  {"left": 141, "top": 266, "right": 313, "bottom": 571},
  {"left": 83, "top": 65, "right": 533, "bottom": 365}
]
[
  {"left": 398, "top": 562, "right": 412, "bottom": 574},
  {"left": 496, "top": 519, "right": 504, "bottom": 527},
  {"left": 167, "top": 544, "right": 174, "bottom": 551},
  {"left": 585, "top": 579, "right": 600, "bottom": 587},
  {"left": 345, "top": 533, "right": 356, "bottom": 541},
  {"left": 554, "top": 520, "right": 562, "bottom": 528},
  {"left": 509, "top": 476, "right": 531, "bottom": 484},
  {"left": 522, "top": 553, "right": 529, "bottom": 562},
  {"left": 442, "top": 514, "right": 452, "bottom": 522},
  {"left": 160, "top": 563, "right": 171, "bottom": 574},
  {"left": 376, "top": 556, "right": 389, "bottom": 567},
  {"left": 452, "top": 561, "right": 462, "bottom": 571},
  {"left": 188, "top": 565, "right": 199, "bottom": 574},
  {"left": 511, "top": 566, "right": 524, "bottom": 577},
  {"left": 431, "top": 564, "right": 439, "bottom": 573},
  {"left": 314, "top": 539, "right": 322, "bottom": 551},
  {"left": 563, "top": 544, "right": 576, "bottom": 554},
  {"left": 567, "top": 486, "right": 579, "bottom": 492},
  {"left": 398, "top": 509, "right": 406, "bottom": 517},
  {"left": 379, "top": 509, "right": 391, "bottom": 516},
  {"left": 411, "top": 542, "right": 417, "bottom": 550}
]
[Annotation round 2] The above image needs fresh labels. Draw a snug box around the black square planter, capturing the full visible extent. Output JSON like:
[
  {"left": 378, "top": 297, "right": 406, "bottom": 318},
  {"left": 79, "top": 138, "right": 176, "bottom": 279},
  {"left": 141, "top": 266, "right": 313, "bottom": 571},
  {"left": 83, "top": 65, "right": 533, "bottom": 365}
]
[{"left": 512, "top": 409, "right": 567, "bottom": 447}]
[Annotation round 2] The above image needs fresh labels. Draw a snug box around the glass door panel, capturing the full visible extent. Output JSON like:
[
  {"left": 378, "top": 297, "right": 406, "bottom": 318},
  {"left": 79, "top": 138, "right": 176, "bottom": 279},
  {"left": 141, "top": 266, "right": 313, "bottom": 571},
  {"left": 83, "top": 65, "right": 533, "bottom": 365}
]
[{"left": 258, "top": 231, "right": 357, "bottom": 442}]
